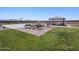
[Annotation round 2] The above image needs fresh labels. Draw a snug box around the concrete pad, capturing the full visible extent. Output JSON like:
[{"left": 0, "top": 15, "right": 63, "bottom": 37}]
[
  {"left": 0, "top": 26, "right": 10, "bottom": 31},
  {"left": 3, "top": 24, "right": 26, "bottom": 29}
]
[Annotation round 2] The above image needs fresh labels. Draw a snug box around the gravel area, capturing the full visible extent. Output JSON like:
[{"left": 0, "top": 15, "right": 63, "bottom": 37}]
[{"left": 16, "top": 27, "right": 52, "bottom": 36}]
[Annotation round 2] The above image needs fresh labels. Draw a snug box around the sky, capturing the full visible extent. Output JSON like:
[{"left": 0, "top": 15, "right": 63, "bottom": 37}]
[{"left": 0, "top": 7, "right": 79, "bottom": 20}]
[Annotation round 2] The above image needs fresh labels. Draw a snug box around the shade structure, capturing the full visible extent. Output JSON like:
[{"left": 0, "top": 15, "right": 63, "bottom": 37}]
[{"left": 49, "top": 17, "right": 65, "bottom": 25}]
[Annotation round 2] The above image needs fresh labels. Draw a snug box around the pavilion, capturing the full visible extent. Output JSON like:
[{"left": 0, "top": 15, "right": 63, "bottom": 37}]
[{"left": 49, "top": 17, "right": 66, "bottom": 25}]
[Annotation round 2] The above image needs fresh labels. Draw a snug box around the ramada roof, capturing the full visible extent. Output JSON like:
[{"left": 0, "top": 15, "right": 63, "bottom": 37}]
[{"left": 49, "top": 17, "right": 65, "bottom": 20}]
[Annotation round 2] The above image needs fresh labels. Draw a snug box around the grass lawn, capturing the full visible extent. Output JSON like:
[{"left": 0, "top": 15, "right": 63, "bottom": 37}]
[{"left": 0, "top": 28, "right": 79, "bottom": 51}]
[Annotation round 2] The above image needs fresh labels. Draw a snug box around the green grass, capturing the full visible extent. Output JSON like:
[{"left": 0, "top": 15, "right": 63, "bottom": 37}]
[{"left": 0, "top": 28, "right": 79, "bottom": 51}]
